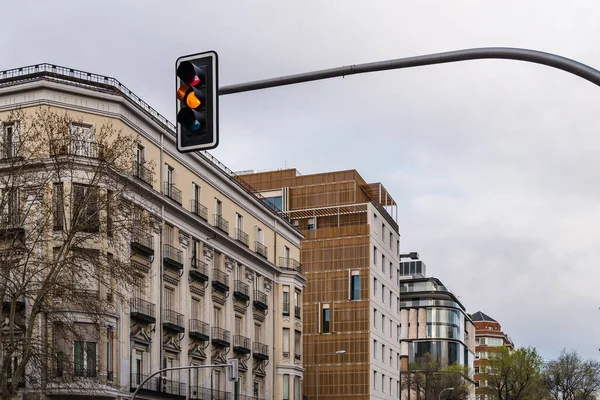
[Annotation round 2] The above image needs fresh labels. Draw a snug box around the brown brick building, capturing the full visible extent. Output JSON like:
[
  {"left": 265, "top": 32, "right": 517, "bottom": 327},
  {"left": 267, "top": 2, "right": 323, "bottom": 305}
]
[
  {"left": 237, "top": 169, "right": 401, "bottom": 400},
  {"left": 471, "top": 311, "right": 514, "bottom": 400}
]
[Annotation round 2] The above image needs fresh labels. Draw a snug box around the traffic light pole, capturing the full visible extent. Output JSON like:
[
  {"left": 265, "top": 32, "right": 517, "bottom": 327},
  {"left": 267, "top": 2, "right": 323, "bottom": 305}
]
[
  {"left": 218, "top": 47, "right": 600, "bottom": 95},
  {"left": 130, "top": 360, "right": 238, "bottom": 400}
]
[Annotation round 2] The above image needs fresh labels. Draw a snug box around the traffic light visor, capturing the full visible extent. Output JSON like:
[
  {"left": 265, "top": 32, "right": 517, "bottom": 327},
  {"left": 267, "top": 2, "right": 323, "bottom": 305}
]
[{"left": 177, "top": 61, "right": 205, "bottom": 87}]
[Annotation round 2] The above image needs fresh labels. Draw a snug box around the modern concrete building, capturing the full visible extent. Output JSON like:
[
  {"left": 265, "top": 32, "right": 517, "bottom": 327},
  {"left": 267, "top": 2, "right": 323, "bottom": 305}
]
[
  {"left": 0, "top": 64, "right": 305, "bottom": 400},
  {"left": 235, "top": 169, "right": 401, "bottom": 400},
  {"left": 398, "top": 260, "right": 475, "bottom": 399},
  {"left": 471, "top": 311, "right": 514, "bottom": 400}
]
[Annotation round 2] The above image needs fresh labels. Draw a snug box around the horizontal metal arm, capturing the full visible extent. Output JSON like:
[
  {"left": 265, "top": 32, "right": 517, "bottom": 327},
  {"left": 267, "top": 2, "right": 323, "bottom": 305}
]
[{"left": 219, "top": 47, "right": 600, "bottom": 95}]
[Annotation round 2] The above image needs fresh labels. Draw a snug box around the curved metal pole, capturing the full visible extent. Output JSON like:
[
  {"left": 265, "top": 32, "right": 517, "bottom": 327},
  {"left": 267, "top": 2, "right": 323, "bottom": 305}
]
[
  {"left": 219, "top": 47, "right": 600, "bottom": 95},
  {"left": 438, "top": 386, "right": 454, "bottom": 400},
  {"left": 316, "top": 351, "right": 341, "bottom": 400},
  {"left": 131, "top": 363, "right": 227, "bottom": 400}
]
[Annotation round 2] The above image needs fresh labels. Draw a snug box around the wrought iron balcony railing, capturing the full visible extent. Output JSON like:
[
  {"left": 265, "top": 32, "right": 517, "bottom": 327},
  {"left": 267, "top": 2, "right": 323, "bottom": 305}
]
[
  {"left": 235, "top": 228, "right": 249, "bottom": 247},
  {"left": 213, "top": 214, "right": 229, "bottom": 234},
  {"left": 131, "top": 229, "right": 154, "bottom": 256},
  {"left": 254, "top": 241, "right": 267, "bottom": 258},
  {"left": 130, "top": 298, "right": 156, "bottom": 323},
  {"left": 50, "top": 139, "right": 105, "bottom": 159},
  {"left": 234, "top": 280, "right": 250, "bottom": 301},
  {"left": 133, "top": 161, "right": 153, "bottom": 186},
  {"left": 189, "top": 386, "right": 232, "bottom": 400},
  {"left": 212, "top": 269, "right": 229, "bottom": 292},
  {"left": 295, "top": 306, "right": 302, "bottom": 320},
  {"left": 233, "top": 335, "right": 251, "bottom": 354},
  {"left": 278, "top": 257, "right": 302, "bottom": 273},
  {"left": 189, "top": 319, "right": 210, "bottom": 341},
  {"left": 163, "top": 309, "right": 185, "bottom": 333},
  {"left": 253, "top": 290, "right": 268, "bottom": 310},
  {"left": 130, "top": 373, "right": 185, "bottom": 397},
  {"left": 163, "top": 243, "right": 183, "bottom": 270},
  {"left": 211, "top": 327, "right": 230, "bottom": 347},
  {"left": 190, "top": 199, "right": 208, "bottom": 220},
  {"left": 189, "top": 257, "right": 209, "bottom": 281},
  {"left": 253, "top": 342, "right": 269, "bottom": 360},
  {"left": 162, "top": 181, "right": 182, "bottom": 204}
]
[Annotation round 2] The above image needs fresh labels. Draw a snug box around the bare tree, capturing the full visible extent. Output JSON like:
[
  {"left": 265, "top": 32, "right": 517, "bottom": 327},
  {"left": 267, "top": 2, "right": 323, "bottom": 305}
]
[
  {"left": 543, "top": 350, "right": 600, "bottom": 400},
  {"left": 0, "top": 107, "right": 153, "bottom": 400},
  {"left": 484, "top": 346, "right": 544, "bottom": 400},
  {"left": 401, "top": 355, "right": 472, "bottom": 400}
]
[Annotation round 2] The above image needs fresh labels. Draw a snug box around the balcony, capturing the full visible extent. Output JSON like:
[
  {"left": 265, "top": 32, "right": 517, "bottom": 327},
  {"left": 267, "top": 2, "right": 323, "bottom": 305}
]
[
  {"left": 213, "top": 214, "right": 229, "bottom": 234},
  {"left": 233, "top": 280, "right": 250, "bottom": 302},
  {"left": 133, "top": 161, "right": 153, "bottom": 186},
  {"left": 130, "top": 229, "right": 154, "bottom": 257},
  {"left": 130, "top": 373, "right": 185, "bottom": 399},
  {"left": 162, "top": 181, "right": 182, "bottom": 205},
  {"left": 253, "top": 342, "right": 269, "bottom": 360},
  {"left": 163, "top": 309, "right": 185, "bottom": 333},
  {"left": 189, "top": 257, "right": 209, "bottom": 282},
  {"left": 254, "top": 242, "right": 267, "bottom": 258},
  {"left": 130, "top": 298, "right": 156, "bottom": 324},
  {"left": 163, "top": 243, "right": 183, "bottom": 270},
  {"left": 189, "top": 387, "right": 232, "bottom": 400},
  {"left": 233, "top": 335, "right": 251, "bottom": 354},
  {"left": 235, "top": 228, "right": 249, "bottom": 247},
  {"left": 212, "top": 269, "right": 229, "bottom": 292},
  {"left": 253, "top": 290, "right": 268, "bottom": 310},
  {"left": 295, "top": 306, "right": 302, "bottom": 320},
  {"left": 2, "top": 295, "right": 25, "bottom": 311},
  {"left": 0, "top": 143, "right": 22, "bottom": 161},
  {"left": 190, "top": 199, "right": 208, "bottom": 221},
  {"left": 50, "top": 139, "right": 104, "bottom": 159},
  {"left": 211, "top": 327, "right": 230, "bottom": 347},
  {"left": 294, "top": 352, "right": 301, "bottom": 362},
  {"left": 189, "top": 319, "right": 210, "bottom": 341},
  {"left": 0, "top": 212, "right": 24, "bottom": 238},
  {"left": 279, "top": 257, "right": 301, "bottom": 273}
]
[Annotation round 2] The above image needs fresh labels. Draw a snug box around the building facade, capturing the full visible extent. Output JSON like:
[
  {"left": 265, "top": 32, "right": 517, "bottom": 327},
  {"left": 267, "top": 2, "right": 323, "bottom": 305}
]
[
  {"left": 235, "top": 169, "right": 401, "bottom": 400},
  {"left": 398, "top": 260, "right": 475, "bottom": 399},
  {"left": 471, "top": 311, "right": 514, "bottom": 400},
  {"left": 0, "top": 64, "right": 305, "bottom": 400}
]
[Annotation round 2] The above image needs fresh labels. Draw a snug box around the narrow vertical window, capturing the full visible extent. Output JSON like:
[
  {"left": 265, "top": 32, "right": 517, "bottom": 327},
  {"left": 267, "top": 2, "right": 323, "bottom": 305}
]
[
  {"left": 283, "top": 374, "right": 290, "bottom": 400},
  {"left": 350, "top": 271, "right": 360, "bottom": 300},
  {"left": 322, "top": 305, "right": 330, "bottom": 333},
  {"left": 282, "top": 286, "right": 290, "bottom": 316},
  {"left": 53, "top": 182, "right": 64, "bottom": 231}
]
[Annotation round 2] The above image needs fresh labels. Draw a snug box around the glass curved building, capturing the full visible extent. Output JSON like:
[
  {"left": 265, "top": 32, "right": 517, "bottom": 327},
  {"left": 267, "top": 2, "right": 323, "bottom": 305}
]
[{"left": 398, "top": 261, "right": 475, "bottom": 372}]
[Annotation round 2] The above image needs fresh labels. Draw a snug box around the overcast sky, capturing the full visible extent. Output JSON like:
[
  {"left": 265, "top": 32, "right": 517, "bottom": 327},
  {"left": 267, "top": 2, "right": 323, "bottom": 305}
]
[{"left": 2, "top": 0, "right": 600, "bottom": 361}]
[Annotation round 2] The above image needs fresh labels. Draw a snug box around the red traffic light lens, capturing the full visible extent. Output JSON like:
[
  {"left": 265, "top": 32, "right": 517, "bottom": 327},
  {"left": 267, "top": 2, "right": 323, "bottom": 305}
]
[{"left": 177, "top": 61, "right": 206, "bottom": 87}]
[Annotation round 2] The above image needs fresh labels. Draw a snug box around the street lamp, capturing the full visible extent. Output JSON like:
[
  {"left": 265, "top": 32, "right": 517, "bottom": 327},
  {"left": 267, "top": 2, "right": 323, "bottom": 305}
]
[
  {"left": 439, "top": 386, "right": 454, "bottom": 400},
  {"left": 316, "top": 349, "right": 346, "bottom": 400}
]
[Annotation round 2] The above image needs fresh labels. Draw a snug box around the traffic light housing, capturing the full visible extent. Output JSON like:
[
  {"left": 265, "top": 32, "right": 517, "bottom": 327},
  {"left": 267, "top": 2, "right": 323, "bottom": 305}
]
[{"left": 176, "top": 51, "right": 219, "bottom": 152}]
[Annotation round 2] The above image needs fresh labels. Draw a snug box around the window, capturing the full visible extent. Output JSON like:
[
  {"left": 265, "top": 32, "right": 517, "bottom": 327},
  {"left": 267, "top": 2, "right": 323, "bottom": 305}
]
[
  {"left": 382, "top": 284, "right": 385, "bottom": 303},
  {"left": 382, "top": 316, "right": 386, "bottom": 334},
  {"left": 163, "top": 286, "right": 174, "bottom": 311},
  {"left": 106, "top": 190, "right": 113, "bottom": 236},
  {"left": 382, "top": 373, "right": 385, "bottom": 393},
  {"left": 389, "top": 292, "right": 393, "bottom": 308},
  {"left": 74, "top": 341, "right": 97, "bottom": 377},
  {"left": 283, "top": 374, "right": 290, "bottom": 400},
  {"left": 164, "top": 224, "right": 174, "bottom": 246},
  {"left": 350, "top": 271, "right": 360, "bottom": 300},
  {"left": 106, "top": 327, "right": 113, "bottom": 380},
  {"left": 256, "top": 226, "right": 263, "bottom": 244},
  {"left": 382, "top": 255, "right": 385, "bottom": 274},
  {"left": 381, "top": 223, "right": 385, "bottom": 240},
  {"left": 373, "top": 340, "right": 377, "bottom": 359},
  {"left": 1, "top": 122, "right": 19, "bottom": 159},
  {"left": 374, "top": 278, "right": 378, "bottom": 296},
  {"left": 191, "top": 238, "right": 200, "bottom": 268},
  {"left": 215, "top": 198, "right": 222, "bottom": 217},
  {"left": 294, "top": 376, "right": 301, "bottom": 400},
  {"left": 373, "top": 246, "right": 378, "bottom": 265},
  {"left": 374, "top": 371, "right": 377, "bottom": 390},
  {"left": 254, "top": 381, "right": 260, "bottom": 398},
  {"left": 374, "top": 309, "right": 378, "bottom": 328},
  {"left": 254, "top": 324, "right": 262, "bottom": 342},
  {"left": 166, "top": 164, "right": 174, "bottom": 186},
  {"left": 322, "top": 306, "right": 330, "bottom": 333},
  {"left": 213, "top": 307, "right": 221, "bottom": 328},
  {"left": 191, "top": 298, "right": 201, "bottom": 320},
  {"left": 283, "top": 328, "right": 290, "bottom": 356},
  {"left": 214, "top": 370, "right": 222, "bottom": 391},
  {"left": 389, "top": 350, "right": 393, "bottom": 366},
  {"left": 73, "top": 184, "right": 99, "bottom": 232},
  {"left": 294, "top": 330, "right": 301, "bottom": 359},
  {"left": 236, "top": 213, "right": 243, "bottom": 232},
  {"left": 235, "top": 315, "right": 242, "bottom": 335},
  {"left": 263, "top": 196, "right": 283, "bottom": 211},
  {"left": 382, "top": 345, "right": 386, "bottom": 362},
  {"left": 283, "top": 286, "right": 290, "bottom": 315},
  {"left": 193, "top": 183, "right": 200, "bottom": 203},
  {"left": 475, "top": 366, "right": 480, "bottom": 374},
  {"left": 307, "top": 217, "right": 316, "bottom": 230},
  {"left": 389, "top": 232, "right": 393, "bottom": 249},
  {"left": 53, "top": 183, "right": 64, "bottom": 231},
  {"left": 389, "top": 262, "right": 393, "bottom": 279}
]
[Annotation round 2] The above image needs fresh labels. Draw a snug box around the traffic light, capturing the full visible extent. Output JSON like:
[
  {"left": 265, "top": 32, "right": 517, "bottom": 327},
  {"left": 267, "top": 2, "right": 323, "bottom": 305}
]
[{"left": 176, "top": 51, "right": 219, "bottom": 152}]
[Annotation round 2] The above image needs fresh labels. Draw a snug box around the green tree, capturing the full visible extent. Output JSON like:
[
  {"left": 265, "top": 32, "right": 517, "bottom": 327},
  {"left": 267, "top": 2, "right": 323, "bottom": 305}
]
[{"left": 484, "top": 346, "right": 544, "bottom": 400}]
